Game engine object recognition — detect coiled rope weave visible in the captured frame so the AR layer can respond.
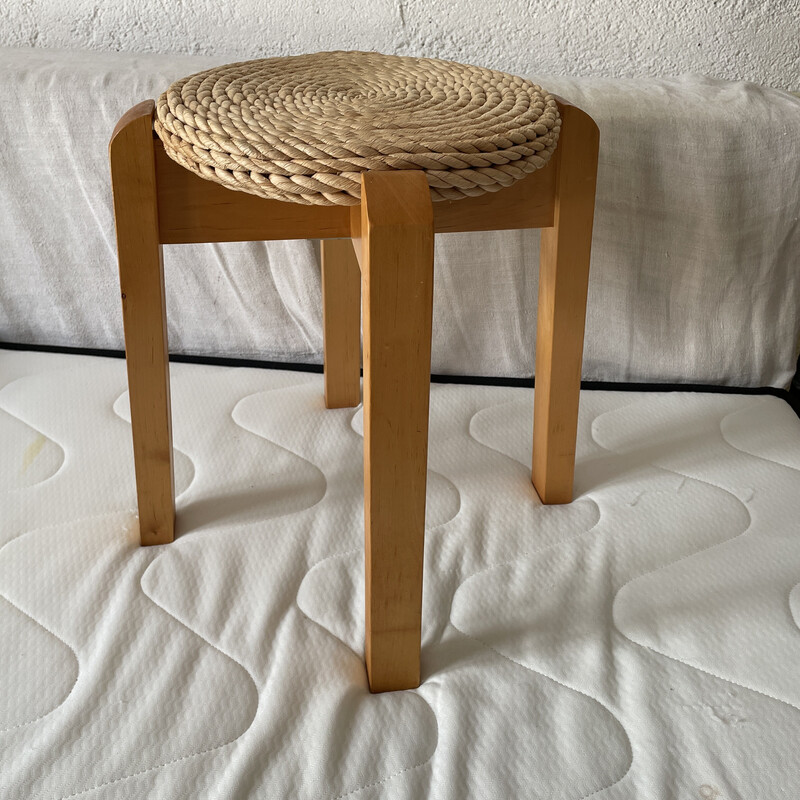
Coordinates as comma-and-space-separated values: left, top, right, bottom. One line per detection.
155, 51, 561, 206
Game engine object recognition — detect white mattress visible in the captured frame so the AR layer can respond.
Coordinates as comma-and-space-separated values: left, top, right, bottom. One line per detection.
2, 349, 800, 799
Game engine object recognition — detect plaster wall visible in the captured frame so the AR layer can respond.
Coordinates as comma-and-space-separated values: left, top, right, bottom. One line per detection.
4, 0, 799, 88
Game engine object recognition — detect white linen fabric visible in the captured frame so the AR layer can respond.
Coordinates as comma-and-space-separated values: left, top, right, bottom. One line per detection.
0, 46, 798, 386
3, 349, 800, 797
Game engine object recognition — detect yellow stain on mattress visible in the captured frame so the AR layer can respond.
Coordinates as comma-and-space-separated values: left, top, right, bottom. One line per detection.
21, 433, 47, 474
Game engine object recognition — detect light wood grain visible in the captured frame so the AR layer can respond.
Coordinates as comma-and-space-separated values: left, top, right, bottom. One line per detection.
532, 100, 600, 504
321, 239, 362, 408
431, 161, 555, 232
154, 136, 554, 243
349, 205, 363, 269
155, 144, 351, 243
359, 170, 434, 692
110, 101, 175, 545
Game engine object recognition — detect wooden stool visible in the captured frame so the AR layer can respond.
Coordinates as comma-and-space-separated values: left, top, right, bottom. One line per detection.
109, 54, 599, 693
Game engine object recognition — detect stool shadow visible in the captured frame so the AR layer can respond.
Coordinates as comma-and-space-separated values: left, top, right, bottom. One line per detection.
174, 482, 323, 537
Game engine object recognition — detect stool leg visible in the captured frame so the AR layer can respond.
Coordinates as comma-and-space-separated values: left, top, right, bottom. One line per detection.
321, 238, 362, 408
110, 101, 175, 545
532, 104, 600, 504
358, 171, 434, 692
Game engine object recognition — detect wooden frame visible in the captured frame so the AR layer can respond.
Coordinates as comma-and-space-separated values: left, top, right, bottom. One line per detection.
110, 98, 599, 692
109, 103, 175, 546
359, 170, 434, 692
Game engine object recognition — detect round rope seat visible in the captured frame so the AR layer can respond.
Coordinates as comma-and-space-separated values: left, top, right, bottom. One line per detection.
155, 51, 561, 206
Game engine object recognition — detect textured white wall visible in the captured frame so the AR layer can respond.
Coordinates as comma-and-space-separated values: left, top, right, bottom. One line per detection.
5, 0, 800, 88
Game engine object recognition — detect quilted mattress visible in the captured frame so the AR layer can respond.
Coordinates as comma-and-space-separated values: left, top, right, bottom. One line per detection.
2, 348, 800, 799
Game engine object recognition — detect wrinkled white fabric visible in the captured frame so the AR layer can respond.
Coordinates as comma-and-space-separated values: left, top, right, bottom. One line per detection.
0, 46, 798, 386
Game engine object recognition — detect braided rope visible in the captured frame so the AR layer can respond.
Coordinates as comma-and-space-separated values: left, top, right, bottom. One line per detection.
155, 51, 561, 206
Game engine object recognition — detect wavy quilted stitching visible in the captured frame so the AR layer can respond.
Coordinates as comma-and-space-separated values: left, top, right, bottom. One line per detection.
0, 511, 129, 736
450, 624, 634, 800
0, 361, 160, 551
351, 405, 462, 530
301, 540, 631, 799
300, 401, 626, 800
112, 391, 195, 500
4, 352, 800, 798
0, 361, 304, 786
790, 583, 800, 632
456, 391, 800, 796
720, 397, 800, 473
591, 395, 800, 712
296, 548, 364, 655
215, 380, 622, 798
720, 399, 800, 640
0, 407, 65, 490
0, 360, 440, 798
139, 378, 438, 799
230, 388, 327, 510
441, 463, 629, 798
0, 595, 78, 732
351, 404, 462, 513
48, 577, 266, 800
0, 511, 258, 800
326, 695, 439, 800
